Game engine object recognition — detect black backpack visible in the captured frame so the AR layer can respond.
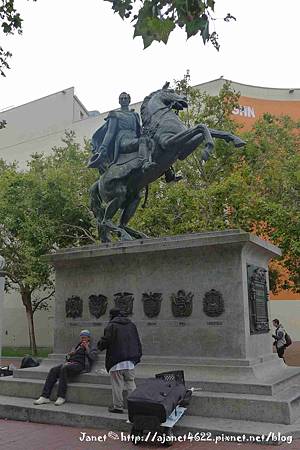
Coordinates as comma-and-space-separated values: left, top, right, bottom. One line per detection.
20, 355, 40, 369
285, 333, 292, 347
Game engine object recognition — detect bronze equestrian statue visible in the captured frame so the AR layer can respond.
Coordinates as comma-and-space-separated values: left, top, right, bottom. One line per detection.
88, 84, 246, 242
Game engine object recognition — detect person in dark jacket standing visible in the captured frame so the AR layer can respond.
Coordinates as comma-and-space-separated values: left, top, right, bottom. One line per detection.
98, 308, 142, 413
34, 330, 97, 406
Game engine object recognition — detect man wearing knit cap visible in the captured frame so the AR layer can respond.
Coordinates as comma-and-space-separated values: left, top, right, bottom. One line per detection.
98, 308, 142, 413
34, 329, 97, 406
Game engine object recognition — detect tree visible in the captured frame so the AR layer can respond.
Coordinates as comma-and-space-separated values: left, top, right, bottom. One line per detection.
0, 1, 36, 76
107, 0, 236, 49
0, 133, 97, 354
131, 77, 300, 293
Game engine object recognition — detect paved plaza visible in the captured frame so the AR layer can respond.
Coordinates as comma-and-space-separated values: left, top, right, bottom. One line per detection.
0, 418, 299, 450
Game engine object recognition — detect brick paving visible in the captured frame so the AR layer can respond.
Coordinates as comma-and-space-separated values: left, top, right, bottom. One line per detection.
0, 419, 298, 450
0, 344, 299, 450
0, 358, 21, 369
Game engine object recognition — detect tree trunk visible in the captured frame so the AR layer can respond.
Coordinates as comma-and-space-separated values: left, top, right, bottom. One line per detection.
21, 289, 37, 356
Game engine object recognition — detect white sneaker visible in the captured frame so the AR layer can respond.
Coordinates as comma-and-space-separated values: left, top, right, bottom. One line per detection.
34, 396, 50, 405
54, 397, 66, 406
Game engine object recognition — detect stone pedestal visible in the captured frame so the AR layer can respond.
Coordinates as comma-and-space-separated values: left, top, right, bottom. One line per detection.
1, 232, 300, 434
47, 230, 284, 381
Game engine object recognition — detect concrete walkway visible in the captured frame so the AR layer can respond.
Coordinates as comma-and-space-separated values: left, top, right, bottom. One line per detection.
0, 418, 298, 450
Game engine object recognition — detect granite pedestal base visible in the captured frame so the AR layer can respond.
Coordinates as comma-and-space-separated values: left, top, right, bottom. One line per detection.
0, 231, 299, 433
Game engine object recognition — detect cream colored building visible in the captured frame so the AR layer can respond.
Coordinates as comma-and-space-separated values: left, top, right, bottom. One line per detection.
0, 80, 299, 347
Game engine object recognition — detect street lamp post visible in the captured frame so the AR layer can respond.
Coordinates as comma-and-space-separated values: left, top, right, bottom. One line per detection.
0, 256, 5, 365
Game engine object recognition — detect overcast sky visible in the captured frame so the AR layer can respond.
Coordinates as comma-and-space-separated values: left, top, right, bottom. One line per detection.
1, 0, 299, 113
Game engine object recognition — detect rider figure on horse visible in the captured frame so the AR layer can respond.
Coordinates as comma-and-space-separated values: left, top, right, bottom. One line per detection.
87, 92, 179, 181
88, 92, 154, 173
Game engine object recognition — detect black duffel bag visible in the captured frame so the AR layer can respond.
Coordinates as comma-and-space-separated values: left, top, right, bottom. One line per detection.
20, 355, 40, 369
128, 378, 186, 424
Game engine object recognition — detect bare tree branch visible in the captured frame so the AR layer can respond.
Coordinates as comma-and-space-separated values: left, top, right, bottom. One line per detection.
61, 224, 97, 243
32, 289, 55, 314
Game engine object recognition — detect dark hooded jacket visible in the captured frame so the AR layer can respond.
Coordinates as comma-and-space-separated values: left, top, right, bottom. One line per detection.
97, 316, 142, 372
67, 342, 98, 372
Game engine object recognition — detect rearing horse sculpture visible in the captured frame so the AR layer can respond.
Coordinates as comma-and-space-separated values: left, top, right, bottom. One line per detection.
89, 85, 245, 242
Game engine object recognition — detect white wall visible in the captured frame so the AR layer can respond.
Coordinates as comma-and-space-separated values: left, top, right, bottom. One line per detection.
0, 87, 106, 168
194, 79, 300, 100
2, 290, 54, 347
269, 301, 300, 340
0, 88, 74, 149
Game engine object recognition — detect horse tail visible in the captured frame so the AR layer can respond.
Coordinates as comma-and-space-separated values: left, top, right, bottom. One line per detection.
142, 185, 149, 208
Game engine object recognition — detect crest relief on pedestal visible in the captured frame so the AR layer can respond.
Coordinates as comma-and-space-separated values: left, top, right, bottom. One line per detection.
142, 292, 162, 318
65, 295, 83, 319
203, 289, 224, 317
88, 294, 108, 318
114, 292, 134, 316
171, 290, 193, 317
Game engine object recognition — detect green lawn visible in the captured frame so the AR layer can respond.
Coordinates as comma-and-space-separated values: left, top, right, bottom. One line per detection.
1, 347, 52, 358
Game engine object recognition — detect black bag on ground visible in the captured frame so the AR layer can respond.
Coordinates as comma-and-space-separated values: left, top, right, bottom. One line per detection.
127, 378, 186, 423
20, 355, 40, 369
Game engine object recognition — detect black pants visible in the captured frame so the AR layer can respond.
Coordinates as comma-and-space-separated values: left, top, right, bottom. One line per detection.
42, 362, 83, 399
277, 346, 285, 359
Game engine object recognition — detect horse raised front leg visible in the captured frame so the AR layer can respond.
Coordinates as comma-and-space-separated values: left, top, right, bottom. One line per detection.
169, 124, 214, 161
161, 124, 204, 151
208, 128, 246, 147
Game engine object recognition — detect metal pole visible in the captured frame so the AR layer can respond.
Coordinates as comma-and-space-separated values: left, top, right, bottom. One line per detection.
0, 256, 5, 365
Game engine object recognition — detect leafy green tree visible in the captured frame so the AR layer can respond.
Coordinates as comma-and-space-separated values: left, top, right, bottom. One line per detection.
107, 0, 236, 49
0, 133, 97, 354
131, 77, 300, 293
0, 0, 36, 76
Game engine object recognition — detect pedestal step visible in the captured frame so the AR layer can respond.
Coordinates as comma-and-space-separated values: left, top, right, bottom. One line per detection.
1, 376, 299, 425
13, 363, 300, 396
0, 395, 299, 442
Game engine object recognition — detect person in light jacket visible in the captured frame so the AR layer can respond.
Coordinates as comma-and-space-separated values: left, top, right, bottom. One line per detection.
272, 319, 286, 361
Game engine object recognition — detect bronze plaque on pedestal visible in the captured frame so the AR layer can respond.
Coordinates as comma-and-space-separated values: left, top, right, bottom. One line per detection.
247, 265, 269, 334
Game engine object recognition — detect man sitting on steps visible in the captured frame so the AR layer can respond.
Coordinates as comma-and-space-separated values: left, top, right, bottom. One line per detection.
34, 330, 97, 406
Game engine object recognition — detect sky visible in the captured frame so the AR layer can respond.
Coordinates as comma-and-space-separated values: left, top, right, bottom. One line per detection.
1, 0, 300, 113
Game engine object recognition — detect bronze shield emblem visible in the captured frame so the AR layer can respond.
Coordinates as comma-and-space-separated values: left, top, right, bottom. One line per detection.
171, 290, 193, 317
203, 289, 224, 317
88, 294, 108, 318
142, 292, 162, 318
65, 296, 83, 319
114, 292, 134, 316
